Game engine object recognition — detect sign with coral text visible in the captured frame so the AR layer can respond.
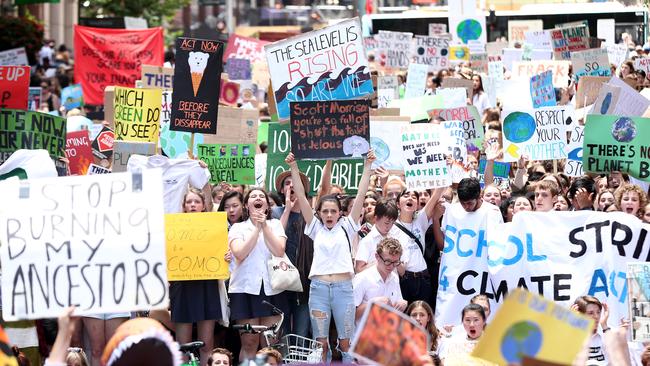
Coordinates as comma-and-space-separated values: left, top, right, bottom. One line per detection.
428, 105, 483, 150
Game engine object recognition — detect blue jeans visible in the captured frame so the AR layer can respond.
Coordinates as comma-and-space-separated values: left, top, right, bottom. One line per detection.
308, 279, 355, 363
284, 291, 311, 337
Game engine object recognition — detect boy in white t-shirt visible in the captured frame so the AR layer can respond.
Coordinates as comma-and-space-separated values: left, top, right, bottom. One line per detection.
355, 199, 400, 273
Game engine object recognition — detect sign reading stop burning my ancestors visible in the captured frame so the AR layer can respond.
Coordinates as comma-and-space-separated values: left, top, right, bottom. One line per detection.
290, 100, 370, 160
0, 170, 169, 320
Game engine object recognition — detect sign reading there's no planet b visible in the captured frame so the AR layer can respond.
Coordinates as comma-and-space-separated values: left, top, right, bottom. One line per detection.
290, 100, 370, 160
171, 37, 224, 134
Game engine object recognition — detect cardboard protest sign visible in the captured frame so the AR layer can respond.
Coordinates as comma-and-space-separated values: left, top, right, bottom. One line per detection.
350, 301, 430, 366
508, 20, 543, 46
530, 70, 556, 108
141, 65, 174, 90
197, 144, 255, 185
607, 76, 650, 117
0, 66, 30, 109
550, 26, 589, 60
449, 15, 487, 45
401, 123, 450, 190
501, 105, 572, 162
428, 105, 483, 150
428, 23, 447, 36
202, 106, 258, 145
65, 130, 94, 175
592, 83, 621, 115
436, 88, 467, 109
61, 84, 84, 110
470, 53, 487, 74
571, 48, 611, 83
472, 289, 593, 365
377, 89, 394, 109
448, 45, 470, 63
512, 61, 571, 88
376, 30, 413, 70
404, 63, 428, 99
576, 76, 610, 108
0, 170, 169, 320
223, 34, 268, 63
440, 120, 468, 164
87, 163, 111, 174
635, 58, 650, 82
441, 78, 473, 100
114, 86, 162, 143
486, 41, 507, 58
389, 95, 444, 122
112, 140, 156, 173
369, 116, 410, 170
74, 25, 164, 105
165, 212, 229, 281
412, 35, 449, 72
290, 100, 369, 160
91, 126, 115, 162
606, 43, 628, 68
28, 87, 41, 111
0, 109, 66, 171
170, 37, 224, 134
265, 19, 372, 120
583, 114, 650, 181
564, 124, 584, 177
627, 263, 650, 341
219, 80, 240, 106
225, 58, 251, 80
0, 47, 28, 66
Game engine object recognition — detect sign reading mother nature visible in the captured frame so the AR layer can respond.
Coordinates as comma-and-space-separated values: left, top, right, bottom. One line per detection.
265, 18, 372, 120
171, 37, 224, 134
0, 170, 169, 320
401, 123, 450, 190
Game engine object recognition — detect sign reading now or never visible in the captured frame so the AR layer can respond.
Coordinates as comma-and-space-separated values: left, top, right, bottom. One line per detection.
165, 212, 229, 281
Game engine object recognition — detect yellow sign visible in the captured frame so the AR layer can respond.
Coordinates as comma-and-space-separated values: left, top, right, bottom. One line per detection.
165, 212, 229, 281
114, 86, 162, 143
472, 288, 593, 366
449, 46, 470, 62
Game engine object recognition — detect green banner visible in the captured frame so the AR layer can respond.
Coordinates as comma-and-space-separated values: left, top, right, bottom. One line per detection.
0, 109, 66, 164
197, 143, 256, 185
583, 115, 650, 181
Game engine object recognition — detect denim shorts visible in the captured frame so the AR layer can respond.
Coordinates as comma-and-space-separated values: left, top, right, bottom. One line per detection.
308, 278, 355, 340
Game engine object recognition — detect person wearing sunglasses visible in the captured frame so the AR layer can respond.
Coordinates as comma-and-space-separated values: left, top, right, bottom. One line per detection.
353, 237, 407, 321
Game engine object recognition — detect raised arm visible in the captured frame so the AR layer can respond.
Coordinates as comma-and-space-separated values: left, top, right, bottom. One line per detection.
482, 142, 501, 187
348, 150, 376, 225
285, 153, 314, 226
317, 160, 333, 203
422, 187, 446, 220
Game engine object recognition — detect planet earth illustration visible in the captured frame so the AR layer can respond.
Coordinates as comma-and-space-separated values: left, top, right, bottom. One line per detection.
500, 321, 543, 363
454, 47, 467, 59
503, 112, 536, 143
457, 19, 482, 43
370, 137, 390, 165
611, 117, 637, 142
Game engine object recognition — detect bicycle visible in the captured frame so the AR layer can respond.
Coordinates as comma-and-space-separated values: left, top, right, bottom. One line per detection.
179, 340, 204, 366
232, 301, 323, 364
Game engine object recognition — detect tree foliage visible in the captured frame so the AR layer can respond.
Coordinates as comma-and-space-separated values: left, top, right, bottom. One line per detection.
83, 0, 190, 27
0, 16, 44, 65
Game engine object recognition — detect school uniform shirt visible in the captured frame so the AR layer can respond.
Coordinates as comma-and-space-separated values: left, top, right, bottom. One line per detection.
228, 218, 287, 296
356, 225, 401, 267
588, 333, 608, 364
353, 265, 403, 308
127, 154, 210, 213
393, 211, 431, 272
305, 216, 358, 278
472, 92, 491, 116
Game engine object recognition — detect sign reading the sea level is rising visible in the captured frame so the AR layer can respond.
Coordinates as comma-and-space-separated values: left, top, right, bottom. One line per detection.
114, 86, 162, 143
290, 100, 370, 160
265, 18, 373, 120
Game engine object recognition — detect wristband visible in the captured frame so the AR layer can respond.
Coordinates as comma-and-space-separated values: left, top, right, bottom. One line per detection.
602, 327, 611, 333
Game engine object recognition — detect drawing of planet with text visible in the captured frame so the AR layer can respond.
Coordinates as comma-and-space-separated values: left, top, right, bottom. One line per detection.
500, 321, 543, 363
370, 137, 390, 165
457, 19, 482, 43
504, 112, 536, 143
611, 117, 637, 142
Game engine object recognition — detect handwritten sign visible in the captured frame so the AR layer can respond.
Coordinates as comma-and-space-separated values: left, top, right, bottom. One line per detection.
428, 105, 483, 149
141, 65, 174, 90
112, 140, 156, 173
0, 66, 30, 109
524, 30, 552, 50
376, 30, 413, 69
564, 124, 584, 177
606, 43, 628, 67
449, 15, 487, 45
225, 58, 251, 80
369, 117, 410, 170
550, 26, 589, 60
530, 70, 556, 108
61, 84, 84, 110
470, 53, 487, 74
197, 143, 255, 185
575, 76, 610, 108
512, 61, 570, 88
571, 48, 611, 83
412, 35, 449, 72
28, 87, 41, 111
223, 34, 268, 63
441, 77, 473, 100
265, 18, 372, 120
0, 170, 169, 320
0, 47, 28, 66
202, 106, 258, 145
627, 263, 650, 341
65, 130, 94, 175
404, 63, 428, 99
508, 20, 543, 46
87, 163, 111, 175
441, 120, 468, 164
428, 23, 447, 36
114, 86, 161, 143
165, 212, 229, 281
170, 37, 224, 134
401, 123, 450, 190
73, 25, 164, 105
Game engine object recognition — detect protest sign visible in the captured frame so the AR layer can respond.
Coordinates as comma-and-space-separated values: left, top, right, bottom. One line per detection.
165, 212, 229, 281
369, 116, 409, 170
478, 159, 510, 179
197, 143, 255, 185
223, 34, 268, 63
470, 53, 487, 74
435, 88, 467, 109
65, 130, 94, 175
607, 76, 650, 117
404, 63, 428, 99
350, 301, 429, 366
225, 58, 251, 80
159, 89, 201, 159
583, 114, 650, 181
91, 126, 115, 162
0, 65, 30, 109
377, 88, 395, 109
28, 87, 41, 111
412, 35, 449, 72
508, 20, 543, 46
530, 70, 556, 108
486, 41, 507, 58
0, 47, 28, 66
389, 95, 444, 122
0, 109, 66, 171
0, 170, 169, 320
265, 19, 372, 120
378, 75, 398, 96
170, 37, 224, 134
61, 84, 84, 110
550, 26, 590, 60
141, 65, 174, 90
473, 289, 593, 365
606, 43, 628, 68
114, 86, 162, 143
202, 106, 258, 146
512, 61, 571, 88
564, 124, 584, 177
112, 140, 156, 173
401, 123, 450, 190
597, 19, 616, 45
219, 80, 240, 106
441, 78, 473, 100
592, 83, 621, 115
627, 263, 650, 341
501, 105, 572, 162
74, 25, 164, 105
571, 48, 611, 83
448, 45, 470, 63
428, 105, 483, 150
87, 163, 111, 174
449, 15, 487, 45
502, 48, 523, 71
290, 100, 370, 160
440, 120, 468, 164
428, 23, 447, 36
576, 76, 610, 108
524, 31, 552, 50
376, 30, 413, 69
488, 61, 504, 81
636, 58, 650, 82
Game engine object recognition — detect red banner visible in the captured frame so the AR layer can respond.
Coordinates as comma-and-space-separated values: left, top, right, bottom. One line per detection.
0, 66, 30, 109
223, 34, 268, 63
74, 25, 164, 105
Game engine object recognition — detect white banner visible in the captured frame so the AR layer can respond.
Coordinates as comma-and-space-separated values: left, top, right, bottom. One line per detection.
0, 170, 169, 320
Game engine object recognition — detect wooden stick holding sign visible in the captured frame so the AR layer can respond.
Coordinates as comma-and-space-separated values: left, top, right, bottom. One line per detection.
189, 132, 195, 159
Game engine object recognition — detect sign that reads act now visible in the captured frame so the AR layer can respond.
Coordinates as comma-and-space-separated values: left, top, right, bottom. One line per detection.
197, 143, 256, 185
114, 86, 162, 143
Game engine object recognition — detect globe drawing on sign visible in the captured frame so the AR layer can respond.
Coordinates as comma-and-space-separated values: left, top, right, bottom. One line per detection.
611, 117, 637, 142
454, 47, 466, 59
370, 137, 390, 165
500, 321, 543, 363
457, 19, 482, 43
503, 112, 536, 143
600, 92, 612, 114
